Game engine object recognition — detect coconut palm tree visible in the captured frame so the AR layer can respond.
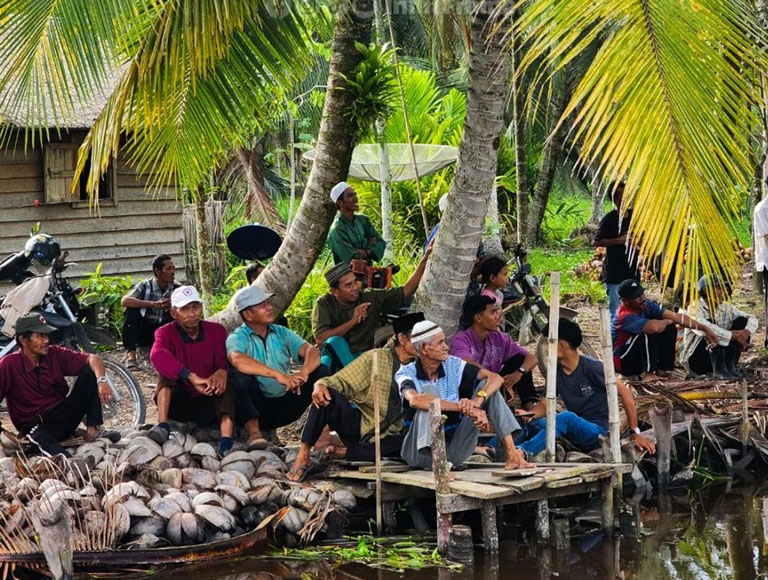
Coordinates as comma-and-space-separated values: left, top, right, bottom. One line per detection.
501, 0, 767, 298
411, 0, 509, 332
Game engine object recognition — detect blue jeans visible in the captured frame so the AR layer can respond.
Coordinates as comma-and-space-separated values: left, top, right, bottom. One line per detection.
605, 283, 621, 318
518, 411, 607, 455
320, 336, 360, 373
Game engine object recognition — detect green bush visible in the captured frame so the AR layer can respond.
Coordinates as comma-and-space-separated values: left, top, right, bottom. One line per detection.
528, 249, 605, 304
79, 264, 135, 335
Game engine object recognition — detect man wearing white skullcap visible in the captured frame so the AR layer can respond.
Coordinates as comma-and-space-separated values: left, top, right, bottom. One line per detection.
396, 320, 534, 471
327, 181, 385, 265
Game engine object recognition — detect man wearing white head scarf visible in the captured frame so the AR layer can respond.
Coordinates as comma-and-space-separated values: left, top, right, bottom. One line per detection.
327, 181, 385, 264
396, 321, 533, 470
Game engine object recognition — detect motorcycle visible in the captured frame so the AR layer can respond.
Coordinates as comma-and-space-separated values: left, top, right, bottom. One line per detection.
0, 240, 145, 429
500, 244, 598, 367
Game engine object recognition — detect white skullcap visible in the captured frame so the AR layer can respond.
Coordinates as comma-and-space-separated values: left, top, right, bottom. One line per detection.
438, 193, 448, 213
411, 320, 443, 349
330, 182, 351, 203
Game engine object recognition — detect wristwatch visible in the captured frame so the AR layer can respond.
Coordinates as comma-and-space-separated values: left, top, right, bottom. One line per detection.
517, 366, 528, 375
97, 377, 109, 384
631, 427, 641, 436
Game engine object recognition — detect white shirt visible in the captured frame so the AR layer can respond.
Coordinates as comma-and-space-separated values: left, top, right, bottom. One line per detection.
754, 197, 768, 271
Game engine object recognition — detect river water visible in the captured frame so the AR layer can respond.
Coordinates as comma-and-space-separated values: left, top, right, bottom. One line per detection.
115, 484, 768, 579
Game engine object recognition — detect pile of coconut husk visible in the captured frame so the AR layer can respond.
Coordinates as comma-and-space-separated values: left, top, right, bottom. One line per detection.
0, 421, 357, 558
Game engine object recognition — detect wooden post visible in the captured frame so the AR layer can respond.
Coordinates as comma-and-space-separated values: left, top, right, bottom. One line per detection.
649, 400, 672, 490
600, 476, 615, 534
599, 308, 622, 465
372, 351, 383, 536
545, 272, 561, 461
482, 502, 499, 553
535, 499, 550, 544
447, 525, 474, 564
430, 398, 452, 554
550, 518, 570, 551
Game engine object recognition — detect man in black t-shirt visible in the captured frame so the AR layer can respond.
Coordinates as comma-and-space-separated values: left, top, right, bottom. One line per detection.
517, 319, 655, 458
595, 183, 640, 317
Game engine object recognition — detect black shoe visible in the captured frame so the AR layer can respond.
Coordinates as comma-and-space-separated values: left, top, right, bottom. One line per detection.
709, 348, 735, 379
147, 424, 170, 445
27, 426, 71, 458
724, 348, 743, 378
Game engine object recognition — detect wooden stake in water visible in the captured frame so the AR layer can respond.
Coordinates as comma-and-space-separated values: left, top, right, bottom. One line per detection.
545, 272, 560, 461
372, 351, 383, 536
599, 307, 622, 465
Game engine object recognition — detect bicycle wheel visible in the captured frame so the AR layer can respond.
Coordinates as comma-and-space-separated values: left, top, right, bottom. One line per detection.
101, 359, 146, 429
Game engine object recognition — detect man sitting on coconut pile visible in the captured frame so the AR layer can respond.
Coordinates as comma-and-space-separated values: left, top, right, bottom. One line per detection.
517, 319, 656, 459
612, 279, 719, 382
312, 244, 432, 372
227, 285, 327, 451
148, 286, 236, 456
286, 312, 425, 482
397, 320, 533, 470
678, 275, 758, 379
0, 313, 119, 457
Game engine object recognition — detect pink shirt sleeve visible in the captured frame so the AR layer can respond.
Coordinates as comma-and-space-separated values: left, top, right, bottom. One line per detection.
150, 324, 185, 382
503, 334, 528, 360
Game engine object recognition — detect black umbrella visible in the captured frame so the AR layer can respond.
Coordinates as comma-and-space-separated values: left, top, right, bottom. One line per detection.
226, 224, 282, 261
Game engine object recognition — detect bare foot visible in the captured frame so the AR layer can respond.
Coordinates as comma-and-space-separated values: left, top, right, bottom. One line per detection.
640, 372, 659, 383
322, 444, 347, 461
505, 449, 534, 470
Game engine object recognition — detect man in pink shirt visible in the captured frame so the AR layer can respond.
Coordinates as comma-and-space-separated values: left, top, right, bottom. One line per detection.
149, 286, 235, 455
451, 295, 539, 410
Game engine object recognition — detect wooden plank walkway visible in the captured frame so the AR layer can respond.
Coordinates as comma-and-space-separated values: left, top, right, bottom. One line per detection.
330, 462, 632, 552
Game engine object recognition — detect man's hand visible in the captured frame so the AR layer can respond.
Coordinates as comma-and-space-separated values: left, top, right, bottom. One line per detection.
704, 327, 719, 347
503, 372, 522, 391
357, 249, 369, 258
470, 408, 490, 432
515, 408, 533, 424
632, 433, 656, 454
154, 297, 171, 311
458, 398, 475, 415
353, 303, 370, 324
312, 384, 332, 408
732, 329, 751, 348
485, 372, 504, 393
189, 373, 212, 396
97, 380, 113, 406
207, 371, 228, 396
424, 239, 435, 257
277, 373, 303, 392
368, 237, 378, 247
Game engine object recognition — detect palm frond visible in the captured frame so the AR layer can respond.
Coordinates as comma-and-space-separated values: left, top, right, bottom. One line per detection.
505, 0, 767, 300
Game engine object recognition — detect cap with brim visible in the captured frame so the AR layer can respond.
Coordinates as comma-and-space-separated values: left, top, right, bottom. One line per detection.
618, 279, 645, 299
171, 286, 202, 308
235, 284, 275, 312
392, 312, 425, 336
325, 262, 353, 286
16, 313, 57, 334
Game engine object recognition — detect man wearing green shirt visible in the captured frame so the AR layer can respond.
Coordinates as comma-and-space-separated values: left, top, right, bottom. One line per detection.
312, 245, 432, 371
328, 182, 386, 264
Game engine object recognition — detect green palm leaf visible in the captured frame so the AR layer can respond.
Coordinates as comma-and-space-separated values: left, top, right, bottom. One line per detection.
502, 0, 767, 300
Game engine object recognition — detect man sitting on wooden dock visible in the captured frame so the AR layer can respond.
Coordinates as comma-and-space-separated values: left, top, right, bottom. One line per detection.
451, 295, 539, 410
518, 319, 656, 459
612, 279, 718, 381
397, 320, 533, 471
678, 275, 758, 379
286, 312, 425, 482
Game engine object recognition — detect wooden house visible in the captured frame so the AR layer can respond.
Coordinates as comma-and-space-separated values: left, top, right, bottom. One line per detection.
0, 95, 187, 287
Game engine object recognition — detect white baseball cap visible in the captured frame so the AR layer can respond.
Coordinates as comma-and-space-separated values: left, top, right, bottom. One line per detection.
171, 285, 202, 308
330, 181, 352, 203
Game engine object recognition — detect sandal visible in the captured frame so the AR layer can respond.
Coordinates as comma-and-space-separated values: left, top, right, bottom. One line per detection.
125, 359, 140, 371
286, 461, 322, 483
246, 432, 269, 450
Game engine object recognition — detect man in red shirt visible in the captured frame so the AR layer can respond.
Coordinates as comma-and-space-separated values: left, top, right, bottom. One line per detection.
149, 286, 236, 455
0, 313, 116, 457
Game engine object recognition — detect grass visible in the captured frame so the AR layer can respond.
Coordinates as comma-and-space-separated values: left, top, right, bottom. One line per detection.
529, 248, 605, 304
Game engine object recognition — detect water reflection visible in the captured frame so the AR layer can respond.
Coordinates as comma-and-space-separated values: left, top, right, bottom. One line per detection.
148, 485, 768, 580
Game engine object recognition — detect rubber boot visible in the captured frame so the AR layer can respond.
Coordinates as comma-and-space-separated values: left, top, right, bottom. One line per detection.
709, 348, 735, 380
724, 347, 743, 378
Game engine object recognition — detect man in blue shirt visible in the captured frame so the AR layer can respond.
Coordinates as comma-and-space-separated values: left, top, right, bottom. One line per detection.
227, 285, 327, 450
396, 320, 533, 471
612, 279, 717, 381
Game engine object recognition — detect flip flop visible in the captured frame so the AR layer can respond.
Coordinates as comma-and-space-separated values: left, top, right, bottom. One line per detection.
286, 461, 322, 483
247, 434, 269, 450
125, 359, 140, 371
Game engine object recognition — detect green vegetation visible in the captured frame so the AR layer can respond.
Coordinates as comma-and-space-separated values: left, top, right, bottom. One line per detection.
271, 535, 463, 572
79, 264, 135, 336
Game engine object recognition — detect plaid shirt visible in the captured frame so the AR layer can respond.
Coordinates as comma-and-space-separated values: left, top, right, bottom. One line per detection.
316, 344, 404, 443
678, 298, 759, 365
126, 277, 180, 324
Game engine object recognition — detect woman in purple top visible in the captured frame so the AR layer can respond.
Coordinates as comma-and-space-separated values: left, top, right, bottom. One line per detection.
451, 295, 539, 410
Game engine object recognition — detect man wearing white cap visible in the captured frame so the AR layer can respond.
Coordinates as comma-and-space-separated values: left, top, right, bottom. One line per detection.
149, 286, 236, 455
227, 285, 327, 450
396, 320, 533, 471
327, 181, 385, 265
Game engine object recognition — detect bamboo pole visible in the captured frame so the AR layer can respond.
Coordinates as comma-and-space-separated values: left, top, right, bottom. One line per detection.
545, 272, 560, 460
599, 307, 622, 464
372, 351, 383, 536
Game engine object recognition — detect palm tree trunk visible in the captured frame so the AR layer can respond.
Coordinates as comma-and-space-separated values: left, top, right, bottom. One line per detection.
411, 0, 509, 334
511, 23, 529, 244
194, 191, 214, 316
524, 76, 568, 246
213, 0, 373, 331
